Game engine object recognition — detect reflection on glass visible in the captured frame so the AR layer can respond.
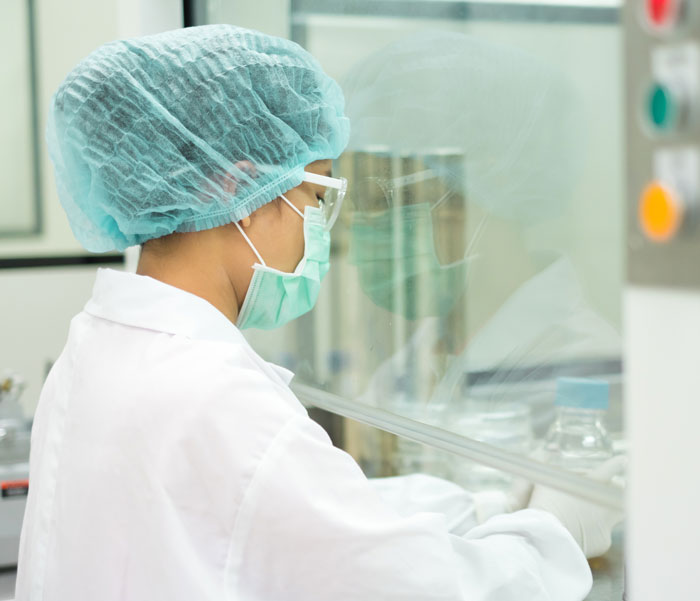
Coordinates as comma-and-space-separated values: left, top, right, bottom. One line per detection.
349, 154, 475, 322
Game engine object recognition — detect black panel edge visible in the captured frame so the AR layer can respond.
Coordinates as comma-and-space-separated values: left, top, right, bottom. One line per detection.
0, 255, 124, 270
28, 0, 42, 236
183, 0, 195, 27
183, 0, 208, 27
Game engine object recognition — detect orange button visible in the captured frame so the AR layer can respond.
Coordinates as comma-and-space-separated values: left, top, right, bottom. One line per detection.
639, 181, 684, 242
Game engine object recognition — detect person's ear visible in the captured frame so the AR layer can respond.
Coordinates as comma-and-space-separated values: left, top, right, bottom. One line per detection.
212, 160, 258, 197
240, 216, 252, 228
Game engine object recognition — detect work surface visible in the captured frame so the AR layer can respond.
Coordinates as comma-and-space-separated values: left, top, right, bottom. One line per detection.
586, 523, 625, 601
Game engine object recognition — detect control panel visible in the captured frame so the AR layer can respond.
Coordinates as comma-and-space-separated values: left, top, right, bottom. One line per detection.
627, 0, 700, 287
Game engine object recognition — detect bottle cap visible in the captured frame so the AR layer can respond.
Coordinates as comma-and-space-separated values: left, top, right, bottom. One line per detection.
555, 377, 609, 410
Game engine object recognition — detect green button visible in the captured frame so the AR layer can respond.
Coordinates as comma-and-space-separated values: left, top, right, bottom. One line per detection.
648, 84, 677, 130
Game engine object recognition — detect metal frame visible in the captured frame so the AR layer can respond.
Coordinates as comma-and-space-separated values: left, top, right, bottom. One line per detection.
290, 0, 620, 68
291, 0, 620, 25
1, 0, 42, 238
626, 2, 700, 288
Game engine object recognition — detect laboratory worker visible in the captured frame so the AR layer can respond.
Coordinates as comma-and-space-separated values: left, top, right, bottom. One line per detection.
17, 25, 602, 601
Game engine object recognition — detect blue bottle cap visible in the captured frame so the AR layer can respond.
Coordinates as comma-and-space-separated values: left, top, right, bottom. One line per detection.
555, 377, 609, 410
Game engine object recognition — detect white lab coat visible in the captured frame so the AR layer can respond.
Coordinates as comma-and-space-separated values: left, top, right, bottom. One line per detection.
16, 268, 591, 600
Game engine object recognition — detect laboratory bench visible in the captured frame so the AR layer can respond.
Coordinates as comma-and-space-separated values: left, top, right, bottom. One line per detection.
587, 524, 625, 601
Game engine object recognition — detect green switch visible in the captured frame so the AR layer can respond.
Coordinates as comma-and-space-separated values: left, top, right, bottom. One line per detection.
648, 83, 678, 130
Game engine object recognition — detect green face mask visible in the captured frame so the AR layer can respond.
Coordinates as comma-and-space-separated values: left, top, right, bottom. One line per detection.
235, 197, 330, 330
349, 202, 481, 320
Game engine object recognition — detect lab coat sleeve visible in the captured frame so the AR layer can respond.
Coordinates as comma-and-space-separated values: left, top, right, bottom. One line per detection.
227, 415, 592, 601
368, 474, 514, 535
368, 475, 480, 536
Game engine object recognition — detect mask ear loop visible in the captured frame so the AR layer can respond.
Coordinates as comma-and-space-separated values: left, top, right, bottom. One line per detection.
280, 194, 305, 219
234, 221, 266, 266
233, 194, 306, 266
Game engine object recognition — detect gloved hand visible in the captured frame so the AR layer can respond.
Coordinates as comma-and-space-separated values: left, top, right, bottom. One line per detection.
502, 446, 550, 513
471, 447, 547, 523
528, 455, 626, 558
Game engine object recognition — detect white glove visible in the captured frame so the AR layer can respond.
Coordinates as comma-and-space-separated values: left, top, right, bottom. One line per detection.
528, 455, 626, 558
470, 447, 548, 523
501, 446, 551, 513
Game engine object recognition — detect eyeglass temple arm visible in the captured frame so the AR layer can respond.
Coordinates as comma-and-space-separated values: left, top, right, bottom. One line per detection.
303, 171, 345, 189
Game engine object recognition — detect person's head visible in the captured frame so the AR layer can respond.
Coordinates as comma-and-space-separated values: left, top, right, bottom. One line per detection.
48, 25, 349, 253
48, 25, 350, 325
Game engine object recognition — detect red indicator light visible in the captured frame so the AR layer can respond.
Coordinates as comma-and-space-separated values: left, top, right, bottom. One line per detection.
646, 0, 683, 28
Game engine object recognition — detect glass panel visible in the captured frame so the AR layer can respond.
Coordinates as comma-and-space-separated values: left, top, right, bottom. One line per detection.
196, 1, 626, 497
0, 0, 40, 236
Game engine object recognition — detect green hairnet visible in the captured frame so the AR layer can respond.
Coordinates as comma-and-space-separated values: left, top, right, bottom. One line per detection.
48, 25, 350, 252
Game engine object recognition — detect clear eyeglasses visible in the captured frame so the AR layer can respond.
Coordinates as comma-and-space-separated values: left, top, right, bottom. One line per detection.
303, 171, 348, 231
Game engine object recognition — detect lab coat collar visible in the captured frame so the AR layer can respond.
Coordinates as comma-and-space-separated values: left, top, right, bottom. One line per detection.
85, 268, 295, 385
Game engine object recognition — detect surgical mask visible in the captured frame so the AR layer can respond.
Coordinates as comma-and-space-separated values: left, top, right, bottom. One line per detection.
349, 202, 485, 319
235, 196, 330, 330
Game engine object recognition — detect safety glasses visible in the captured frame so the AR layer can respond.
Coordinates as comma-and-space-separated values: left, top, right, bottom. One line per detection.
303, 171, 348, 231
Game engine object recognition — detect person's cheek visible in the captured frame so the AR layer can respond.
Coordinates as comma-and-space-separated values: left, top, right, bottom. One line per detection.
283, 225, 304, 272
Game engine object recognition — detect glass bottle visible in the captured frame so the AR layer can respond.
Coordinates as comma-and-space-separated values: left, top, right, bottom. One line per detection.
543, 377, 614, 473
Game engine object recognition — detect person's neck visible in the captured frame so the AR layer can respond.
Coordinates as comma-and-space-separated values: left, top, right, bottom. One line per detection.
137, 249, 240, 324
